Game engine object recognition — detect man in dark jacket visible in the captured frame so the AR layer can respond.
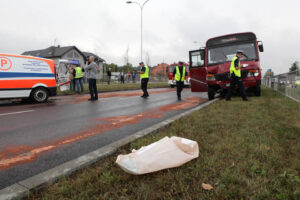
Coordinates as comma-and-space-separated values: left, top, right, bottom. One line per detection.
107, 68, 111, 85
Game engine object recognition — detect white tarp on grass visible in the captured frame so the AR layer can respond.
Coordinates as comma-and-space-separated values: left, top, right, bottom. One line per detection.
116, 136, 199, 175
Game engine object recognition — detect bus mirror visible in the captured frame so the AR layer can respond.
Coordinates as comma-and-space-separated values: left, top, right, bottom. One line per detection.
258, 42, 264, 52
200, 50, 205, 60
258, 44, 264, 52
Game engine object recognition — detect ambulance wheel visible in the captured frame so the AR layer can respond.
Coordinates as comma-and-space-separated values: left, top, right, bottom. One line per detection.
208, 86, 215, 100
31, 87, 49, 103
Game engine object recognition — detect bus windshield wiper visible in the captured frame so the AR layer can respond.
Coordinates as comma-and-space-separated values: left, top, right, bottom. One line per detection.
242, 53, 249, 58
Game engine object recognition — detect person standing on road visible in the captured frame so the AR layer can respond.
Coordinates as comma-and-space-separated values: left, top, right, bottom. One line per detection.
127, 71, 131, 83
138, 62, 149, 98
120, 70, 125, 84
74, 64, 84, 94
172, 61, 188, 101
226, 50, 249, 101
69, 65, 75, 92
107, 68, 112, 85
84, 56, 98, 101
132, 71, 136, 83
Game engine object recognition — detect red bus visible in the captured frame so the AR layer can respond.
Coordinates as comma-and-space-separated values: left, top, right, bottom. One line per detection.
167, 62, 190, 88
189, 32, 264, 100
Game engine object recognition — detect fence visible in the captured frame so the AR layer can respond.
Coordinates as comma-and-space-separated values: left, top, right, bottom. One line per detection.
263, 70, 300, 109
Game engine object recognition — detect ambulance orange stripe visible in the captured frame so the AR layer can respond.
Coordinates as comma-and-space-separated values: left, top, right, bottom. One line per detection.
0, 79, 56, 89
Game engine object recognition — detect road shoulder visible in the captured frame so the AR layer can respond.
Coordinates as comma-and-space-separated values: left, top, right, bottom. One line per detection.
0, 99, 216, 200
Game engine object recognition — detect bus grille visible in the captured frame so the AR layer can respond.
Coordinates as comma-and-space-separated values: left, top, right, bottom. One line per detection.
214, 71, 249, 81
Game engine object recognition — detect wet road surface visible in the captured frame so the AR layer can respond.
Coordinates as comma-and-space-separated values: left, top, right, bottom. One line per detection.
0, 88, 207, 189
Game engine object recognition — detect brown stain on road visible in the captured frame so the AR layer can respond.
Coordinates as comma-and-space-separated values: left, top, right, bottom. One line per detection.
0, 97, 205, 170
65, 89, 176, 105
0, 89, 175, 110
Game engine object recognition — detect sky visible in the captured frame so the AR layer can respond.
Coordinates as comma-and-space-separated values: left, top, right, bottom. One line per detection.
0, 0, 300, 74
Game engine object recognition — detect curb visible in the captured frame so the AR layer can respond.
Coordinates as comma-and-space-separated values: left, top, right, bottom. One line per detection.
0, 98, 218, 200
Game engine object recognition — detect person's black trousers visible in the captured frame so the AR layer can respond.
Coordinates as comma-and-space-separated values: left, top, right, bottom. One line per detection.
141, 78, 149, 97
176, 81, 184, 98
226, 74, 247, 100
88, 78, 98, 100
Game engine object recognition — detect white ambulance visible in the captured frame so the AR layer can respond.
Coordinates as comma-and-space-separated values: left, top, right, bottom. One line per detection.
0, 54, 57, 103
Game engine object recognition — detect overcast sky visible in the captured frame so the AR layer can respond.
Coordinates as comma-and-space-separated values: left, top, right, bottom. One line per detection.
1, 0, 299, 74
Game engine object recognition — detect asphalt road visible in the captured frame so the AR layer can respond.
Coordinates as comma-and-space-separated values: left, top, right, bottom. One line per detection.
0, 88, 207, 189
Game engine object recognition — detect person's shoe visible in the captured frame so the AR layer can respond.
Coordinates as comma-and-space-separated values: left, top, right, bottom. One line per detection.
95, 98, 98, 101
140, 95, 146, 98
226, 99, 231, 101
88, 98, 95, 101
243, 99, 251, 101
178, 97, 182, 101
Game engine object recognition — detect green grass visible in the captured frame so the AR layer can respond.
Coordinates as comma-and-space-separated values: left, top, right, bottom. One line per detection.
26, 88, 300, 200
57, 82, 169, 95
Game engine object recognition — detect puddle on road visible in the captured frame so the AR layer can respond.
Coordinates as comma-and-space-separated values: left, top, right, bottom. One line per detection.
0, 97, 205, 170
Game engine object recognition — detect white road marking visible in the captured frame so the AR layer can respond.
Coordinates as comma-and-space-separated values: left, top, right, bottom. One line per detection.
0, 110, 35, 117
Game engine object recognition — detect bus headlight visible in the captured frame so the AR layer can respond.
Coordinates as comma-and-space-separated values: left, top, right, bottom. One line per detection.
248, 69, 259, 77
206, 74, 216, 81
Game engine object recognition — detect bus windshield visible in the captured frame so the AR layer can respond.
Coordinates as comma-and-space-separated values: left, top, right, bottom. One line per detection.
207, 43, 257, 66
168, 65, 176, 73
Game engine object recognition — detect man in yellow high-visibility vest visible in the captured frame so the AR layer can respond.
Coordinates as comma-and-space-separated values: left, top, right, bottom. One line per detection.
172, 61, 188, 101
74, 65, 84, 94
226, 50, 249, 101
138, 62, 149, 98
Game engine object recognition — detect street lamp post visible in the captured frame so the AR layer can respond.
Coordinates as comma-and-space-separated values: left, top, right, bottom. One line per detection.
126, 0, 150, 62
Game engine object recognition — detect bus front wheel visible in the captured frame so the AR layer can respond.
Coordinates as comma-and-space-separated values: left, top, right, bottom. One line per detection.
208, 86, 215, 100
254, 85, 261, 96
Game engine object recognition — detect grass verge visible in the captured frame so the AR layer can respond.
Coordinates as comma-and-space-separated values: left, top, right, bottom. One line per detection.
57, 82, 169, 95
26, 88, 300, 200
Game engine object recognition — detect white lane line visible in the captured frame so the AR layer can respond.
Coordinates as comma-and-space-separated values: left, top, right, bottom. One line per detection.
0, 110, 35, 117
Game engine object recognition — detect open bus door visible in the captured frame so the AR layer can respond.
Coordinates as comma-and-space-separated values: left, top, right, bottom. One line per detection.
189, 49, 207, 92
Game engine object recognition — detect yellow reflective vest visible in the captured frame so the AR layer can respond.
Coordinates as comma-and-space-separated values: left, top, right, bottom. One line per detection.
140, 65, 149, 79
75, 67, 83, 79
230, 57, 241, 77
174, 66, 186, 82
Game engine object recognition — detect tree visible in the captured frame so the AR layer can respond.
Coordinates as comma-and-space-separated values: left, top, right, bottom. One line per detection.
119, 63, 134, 72
105, 63, 118, 72
289, 61, 299, 72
